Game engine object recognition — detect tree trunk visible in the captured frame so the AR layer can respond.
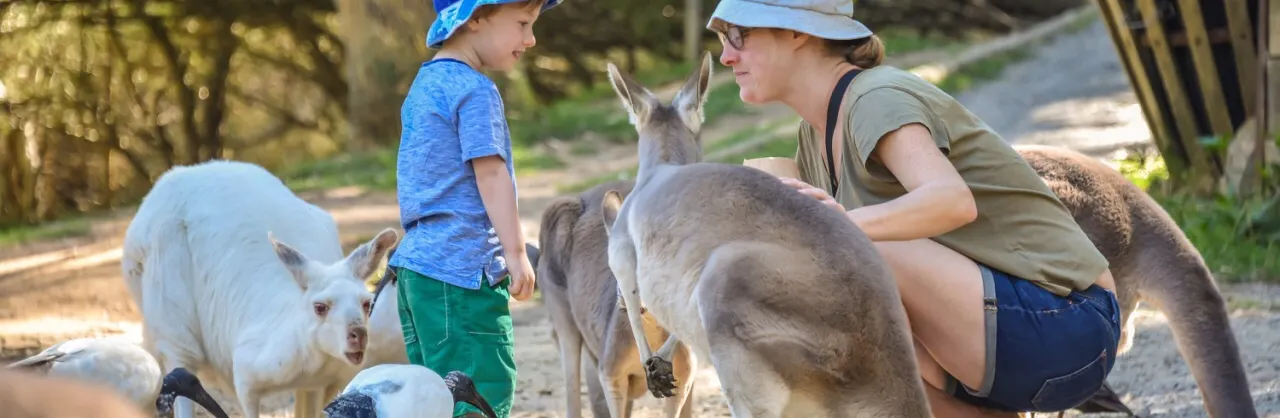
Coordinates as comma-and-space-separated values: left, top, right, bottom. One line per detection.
683, 0, 701, 62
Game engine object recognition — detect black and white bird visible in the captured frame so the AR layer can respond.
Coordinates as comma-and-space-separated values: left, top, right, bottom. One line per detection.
323, 364, 497, 418
5, 337, 229, 418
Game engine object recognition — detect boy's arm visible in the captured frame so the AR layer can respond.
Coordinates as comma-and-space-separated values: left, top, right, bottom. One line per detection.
456, 83, 527, 261
473, 156, 526, 260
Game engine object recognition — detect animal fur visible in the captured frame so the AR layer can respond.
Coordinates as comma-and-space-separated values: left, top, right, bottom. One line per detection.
1017, 145, 1258, 418
539, 179, 698, 418
120, 160, 399, 418
598, 52, 931, 417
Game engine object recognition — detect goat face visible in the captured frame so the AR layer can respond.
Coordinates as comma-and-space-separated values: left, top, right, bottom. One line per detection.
270, 228, 401, 366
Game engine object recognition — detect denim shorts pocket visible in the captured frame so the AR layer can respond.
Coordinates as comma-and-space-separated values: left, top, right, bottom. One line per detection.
1080, 288, 1122, 338
1030, 348, 1109, 411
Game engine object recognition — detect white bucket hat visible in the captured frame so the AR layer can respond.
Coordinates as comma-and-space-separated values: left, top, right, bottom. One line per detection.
706, 0, 872, 40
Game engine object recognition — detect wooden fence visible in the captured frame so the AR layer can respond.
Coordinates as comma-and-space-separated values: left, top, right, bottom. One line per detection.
1094, 0, 1274, 191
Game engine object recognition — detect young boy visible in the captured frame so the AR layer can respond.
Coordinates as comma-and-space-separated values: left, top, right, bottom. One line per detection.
388, 0, 559, 416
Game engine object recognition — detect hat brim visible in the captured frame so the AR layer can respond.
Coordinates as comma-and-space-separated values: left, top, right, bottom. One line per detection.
706, 0, 872, 40
427, 0, 562, 49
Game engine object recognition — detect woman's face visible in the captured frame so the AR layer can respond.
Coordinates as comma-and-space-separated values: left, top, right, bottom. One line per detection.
716, 25, 792, 104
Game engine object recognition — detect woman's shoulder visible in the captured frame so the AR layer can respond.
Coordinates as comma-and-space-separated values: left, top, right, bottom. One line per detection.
851, 65, 933, 89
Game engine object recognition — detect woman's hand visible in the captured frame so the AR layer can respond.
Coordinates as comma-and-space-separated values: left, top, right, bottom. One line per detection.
779, 177, 845, 213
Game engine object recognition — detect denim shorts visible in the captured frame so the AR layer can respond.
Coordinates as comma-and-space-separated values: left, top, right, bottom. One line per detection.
944, 264, 1122, 412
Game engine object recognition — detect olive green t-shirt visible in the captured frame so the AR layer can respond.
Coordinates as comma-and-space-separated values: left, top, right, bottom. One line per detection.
794, 65, 1109, 297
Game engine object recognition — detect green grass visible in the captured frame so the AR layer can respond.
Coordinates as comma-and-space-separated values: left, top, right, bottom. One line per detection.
0, 216, 93, 247
1117, 153, 1280, 282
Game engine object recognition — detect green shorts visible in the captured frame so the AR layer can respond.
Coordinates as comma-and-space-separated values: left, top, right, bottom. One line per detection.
394, 267, 517, 418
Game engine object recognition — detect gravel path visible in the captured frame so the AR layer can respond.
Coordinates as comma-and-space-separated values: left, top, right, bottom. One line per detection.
957, 17, 1280, 417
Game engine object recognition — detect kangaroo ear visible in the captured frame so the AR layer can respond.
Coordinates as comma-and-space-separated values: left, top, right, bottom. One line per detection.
269, 231, 314, 290
672, 51, 714, 135
344, 228, 400, 281
607, 63, 659, 130
600, 190, 624, 234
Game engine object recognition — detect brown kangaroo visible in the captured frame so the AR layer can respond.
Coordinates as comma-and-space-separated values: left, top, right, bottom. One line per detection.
597, 52, 931, 417
539, 178, 699, 418
1017, 144, 1258, 418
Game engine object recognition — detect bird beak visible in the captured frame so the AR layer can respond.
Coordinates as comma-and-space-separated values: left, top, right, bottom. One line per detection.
185, 384, 230, 418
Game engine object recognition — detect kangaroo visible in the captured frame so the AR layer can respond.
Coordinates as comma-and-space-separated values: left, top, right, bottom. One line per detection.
1016, 144, 1258, 418
596, 51, 931, 417
539, 179, 698, 418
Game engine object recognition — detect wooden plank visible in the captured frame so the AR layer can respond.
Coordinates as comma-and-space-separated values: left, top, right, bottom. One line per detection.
1270, 59, 1280, 136
1096, 0, 1182, 169
1269, 0, 1279, 136
1272, 0, 1280, 57
1225, 0, 1257, 116
1137, 0, 1207, 161
1178, 0, 1236, 137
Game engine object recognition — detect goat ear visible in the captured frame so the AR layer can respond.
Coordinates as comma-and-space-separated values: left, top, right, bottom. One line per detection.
269, 232, 312, 289
600, 190, 624, 233
345, 228, 401, 281
672, 51, 714, 135
607, 62, 657, 130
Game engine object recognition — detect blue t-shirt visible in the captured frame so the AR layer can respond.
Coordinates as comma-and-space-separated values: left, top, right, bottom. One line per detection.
388, 58, 517, 290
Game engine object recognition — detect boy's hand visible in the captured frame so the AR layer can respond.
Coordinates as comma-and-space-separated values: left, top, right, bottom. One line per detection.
508, 252, 536, 301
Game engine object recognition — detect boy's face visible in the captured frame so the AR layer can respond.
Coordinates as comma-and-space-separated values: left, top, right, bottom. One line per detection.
465, 3, 541, 72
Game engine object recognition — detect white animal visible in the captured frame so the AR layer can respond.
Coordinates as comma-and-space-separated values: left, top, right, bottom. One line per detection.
322, 364, 497, 418
120, 160, 400, 418
4, 336, 229, 417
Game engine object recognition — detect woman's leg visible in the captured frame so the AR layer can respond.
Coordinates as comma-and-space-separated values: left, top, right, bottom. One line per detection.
875, 239, 989, 390
914, 339, 1017, 418
879, 238, 1122, 413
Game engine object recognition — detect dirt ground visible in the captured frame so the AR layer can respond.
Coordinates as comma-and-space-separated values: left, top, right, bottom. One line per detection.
2, 15, 1278, 418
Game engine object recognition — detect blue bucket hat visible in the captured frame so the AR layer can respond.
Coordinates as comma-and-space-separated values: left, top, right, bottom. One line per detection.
427, 0, 563, 49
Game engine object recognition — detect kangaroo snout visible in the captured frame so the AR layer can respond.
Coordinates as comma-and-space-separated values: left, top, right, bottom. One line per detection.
347, 326, 368, 349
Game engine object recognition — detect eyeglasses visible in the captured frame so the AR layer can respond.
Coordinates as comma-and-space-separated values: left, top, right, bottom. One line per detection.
715, 25, 752, 50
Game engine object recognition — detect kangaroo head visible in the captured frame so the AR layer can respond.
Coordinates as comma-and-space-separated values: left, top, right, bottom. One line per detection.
607, 51, 714, 167
270, 228, 400, 366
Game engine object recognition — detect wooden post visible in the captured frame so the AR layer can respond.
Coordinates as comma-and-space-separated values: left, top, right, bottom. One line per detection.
1137, 0, 1207, 168
1178, 0, 1236, 137
1096, 0, 1187, 176
1270, 0, 1280, 137
1226, 0, 1258, 117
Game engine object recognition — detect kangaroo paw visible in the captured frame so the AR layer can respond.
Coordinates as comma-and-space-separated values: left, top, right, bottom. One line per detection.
644, 355, 678, 398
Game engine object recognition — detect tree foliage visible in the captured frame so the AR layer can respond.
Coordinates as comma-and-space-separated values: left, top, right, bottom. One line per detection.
0, 0, 1085, 227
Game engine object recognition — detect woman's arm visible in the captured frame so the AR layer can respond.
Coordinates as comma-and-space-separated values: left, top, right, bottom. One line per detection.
846, 123, 977, 241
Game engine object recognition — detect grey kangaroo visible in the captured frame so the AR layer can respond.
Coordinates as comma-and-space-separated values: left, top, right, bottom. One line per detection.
539, 179, 698, 418
1017, 144, 1258, 418
597, 51, 931, 417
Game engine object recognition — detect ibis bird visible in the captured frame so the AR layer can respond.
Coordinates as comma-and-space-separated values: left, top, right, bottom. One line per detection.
323, 364, 497, 418
4, 337, 229, 418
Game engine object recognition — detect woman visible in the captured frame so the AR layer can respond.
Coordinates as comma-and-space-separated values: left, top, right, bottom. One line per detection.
705, 0, 1122, 416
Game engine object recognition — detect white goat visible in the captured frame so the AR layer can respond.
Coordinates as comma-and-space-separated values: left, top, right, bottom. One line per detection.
323, 364, 498, 418
5, 336, 228, 417
121, 160, 399, 418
